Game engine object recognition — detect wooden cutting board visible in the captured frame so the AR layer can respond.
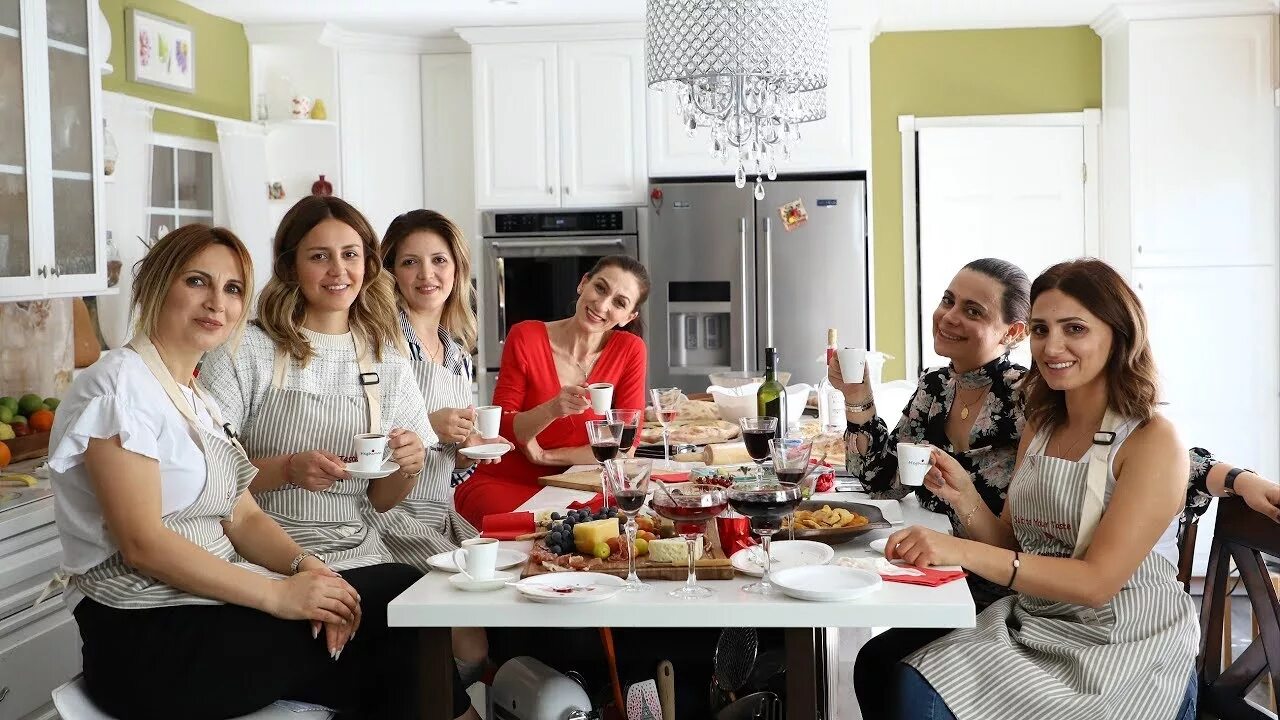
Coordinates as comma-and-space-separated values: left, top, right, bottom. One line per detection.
521, 535, 734, 580
537, 469, 606, 492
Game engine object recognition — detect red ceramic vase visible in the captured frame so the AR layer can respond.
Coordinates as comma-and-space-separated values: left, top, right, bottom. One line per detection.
310, 174, 333, 196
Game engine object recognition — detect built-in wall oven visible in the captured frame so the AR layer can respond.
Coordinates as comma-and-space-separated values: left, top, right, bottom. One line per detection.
480, 208, 639, 400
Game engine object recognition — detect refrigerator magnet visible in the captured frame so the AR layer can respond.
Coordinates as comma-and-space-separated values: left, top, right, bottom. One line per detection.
780, 198, 808, 231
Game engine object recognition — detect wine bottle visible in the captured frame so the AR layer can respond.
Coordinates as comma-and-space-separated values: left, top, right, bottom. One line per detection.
817, 328, 845, 433
757, 347, 788, 438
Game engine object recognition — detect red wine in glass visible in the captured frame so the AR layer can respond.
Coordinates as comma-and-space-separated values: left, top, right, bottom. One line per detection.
615, 489, 646, 513
658, 410, 679, 425
652, 500, 728, 528
728, 492, 803, 532
618, 425, 637, 451
742, 430, 773, 462
592, 441, 620, 463
775, 469, 806, 485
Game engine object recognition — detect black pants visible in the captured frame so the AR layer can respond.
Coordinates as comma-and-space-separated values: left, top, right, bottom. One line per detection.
74, 563, 470, 720
853, 627, 953, 720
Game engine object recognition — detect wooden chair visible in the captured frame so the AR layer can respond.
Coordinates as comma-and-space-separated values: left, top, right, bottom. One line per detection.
1178, 507, 1200, 593
1197, 497, 1280, 719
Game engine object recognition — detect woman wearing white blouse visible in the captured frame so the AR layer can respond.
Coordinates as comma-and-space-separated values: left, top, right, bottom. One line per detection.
49, 225, 429, 718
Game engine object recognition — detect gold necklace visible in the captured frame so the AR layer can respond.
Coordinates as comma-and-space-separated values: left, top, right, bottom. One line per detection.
955, 386, 989, 420
1053, 427, 1092, 459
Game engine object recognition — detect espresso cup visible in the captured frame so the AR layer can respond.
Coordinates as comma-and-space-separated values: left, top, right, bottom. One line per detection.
452, 537, 499, 580
475, 405, 501, 439
897, 442, 932, 486
837, 348, 867, 383
588, 383, 614, 414
353, 432, 392, 472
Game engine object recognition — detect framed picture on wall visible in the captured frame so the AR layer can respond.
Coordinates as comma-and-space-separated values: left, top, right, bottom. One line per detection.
125, 9, 195, 93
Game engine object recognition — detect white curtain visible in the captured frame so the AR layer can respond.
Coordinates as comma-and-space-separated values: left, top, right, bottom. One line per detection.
95, 92, 153, 349
216, 123, 273, 313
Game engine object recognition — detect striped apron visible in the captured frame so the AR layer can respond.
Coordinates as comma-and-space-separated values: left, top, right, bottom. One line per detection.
72, 335, 260, 609
242, 333, 387, 571
366, 355, 479, 571
908, 412, 1199, 720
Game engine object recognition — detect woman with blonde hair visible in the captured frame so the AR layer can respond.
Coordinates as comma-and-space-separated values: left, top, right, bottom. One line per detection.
49, 225, 431, 718
881, 259, 1198, 720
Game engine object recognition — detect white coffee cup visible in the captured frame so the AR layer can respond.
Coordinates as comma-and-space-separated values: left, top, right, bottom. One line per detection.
837, 348, 868, 383
353, 432, 392, 472
588, 383, 614, 414
452, 537, 499, 580
475, 405, 501, 439
898, 442, 932, 486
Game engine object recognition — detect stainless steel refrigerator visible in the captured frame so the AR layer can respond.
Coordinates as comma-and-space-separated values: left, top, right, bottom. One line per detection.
642, 176, 869, 394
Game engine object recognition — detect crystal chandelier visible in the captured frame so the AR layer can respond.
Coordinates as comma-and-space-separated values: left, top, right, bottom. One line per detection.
646, 0, 830, 198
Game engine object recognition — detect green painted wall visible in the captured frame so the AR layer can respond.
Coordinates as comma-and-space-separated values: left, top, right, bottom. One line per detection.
870, 27, 1101, 380
101, 0, 249, 141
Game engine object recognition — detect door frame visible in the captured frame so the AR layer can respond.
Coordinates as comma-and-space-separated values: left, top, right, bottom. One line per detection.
898, 110, 1102, 378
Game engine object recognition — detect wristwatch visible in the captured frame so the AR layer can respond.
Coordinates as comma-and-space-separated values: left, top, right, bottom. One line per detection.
1223, 467, 1251, 496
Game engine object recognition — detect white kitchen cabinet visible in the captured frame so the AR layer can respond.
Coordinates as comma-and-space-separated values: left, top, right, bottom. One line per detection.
471, 39, 647, 209
472, 42, 560, 208
646, 29, 870, 178
1, 0, 108, 302
558, 40, 646, 207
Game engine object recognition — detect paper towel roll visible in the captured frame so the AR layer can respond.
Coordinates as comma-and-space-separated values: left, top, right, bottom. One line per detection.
701, 442, 755, 466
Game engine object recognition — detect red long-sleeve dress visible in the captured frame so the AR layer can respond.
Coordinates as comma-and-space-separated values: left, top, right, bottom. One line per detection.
454, 321, 647, 527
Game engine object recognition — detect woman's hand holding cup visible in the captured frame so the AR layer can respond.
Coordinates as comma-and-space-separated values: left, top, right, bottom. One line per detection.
387, 428, 425, 477
288, 450, 348, 492
429, 406, 475, 445
829, 351, 871, 402
547, 385, 591, 418
923, 446, 982, 511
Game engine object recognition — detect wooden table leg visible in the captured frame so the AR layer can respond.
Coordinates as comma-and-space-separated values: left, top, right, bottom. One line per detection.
420, 627, 454, 720
785, 628, 824, 719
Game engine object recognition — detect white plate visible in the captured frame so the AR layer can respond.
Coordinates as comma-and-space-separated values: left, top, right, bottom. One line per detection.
869, 538, 888, 554
512, 572, 627, 604
426, 548, 528, 573
448, 570, 515, 592
770, 565, 883, 602
343, 460, 400, 480
730, 540, 835, 578
459, 443, 511, 460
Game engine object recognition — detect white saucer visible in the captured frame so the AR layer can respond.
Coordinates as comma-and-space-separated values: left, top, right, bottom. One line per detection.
869, 538, 888, 555
512, 572, 627, 604
344, 460, 400, 480
730, 540, 835, 578
448, 570, 515, 592
459, 443, 511, 460
427, 548, 528, 573
771, 565, 883, 602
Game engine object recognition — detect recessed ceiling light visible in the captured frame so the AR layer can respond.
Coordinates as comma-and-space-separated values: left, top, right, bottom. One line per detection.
489, 0, 519, 5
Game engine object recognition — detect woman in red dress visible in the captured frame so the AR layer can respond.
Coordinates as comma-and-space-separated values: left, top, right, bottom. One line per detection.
455, 256, 650, 526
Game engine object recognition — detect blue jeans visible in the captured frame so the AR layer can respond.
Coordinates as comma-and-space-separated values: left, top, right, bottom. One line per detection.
892, 664, 1198, 720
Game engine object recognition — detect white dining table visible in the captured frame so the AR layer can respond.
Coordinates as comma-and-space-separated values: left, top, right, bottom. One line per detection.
388, 489, 976, 719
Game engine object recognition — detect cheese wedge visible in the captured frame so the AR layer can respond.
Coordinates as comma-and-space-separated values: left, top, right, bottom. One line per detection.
573, 518, 620, 554
648, 537, 704, 564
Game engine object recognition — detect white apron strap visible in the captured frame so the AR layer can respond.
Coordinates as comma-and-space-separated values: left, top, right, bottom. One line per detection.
352, 331, 382, 435
130, 335, 245, 454
1072, 409, 1123, 559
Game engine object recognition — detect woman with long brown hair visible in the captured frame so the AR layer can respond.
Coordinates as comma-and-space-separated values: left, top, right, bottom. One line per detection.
879, 259, 1198, 720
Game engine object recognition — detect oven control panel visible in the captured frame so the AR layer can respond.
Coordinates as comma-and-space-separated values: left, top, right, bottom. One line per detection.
492, 211, 627, 234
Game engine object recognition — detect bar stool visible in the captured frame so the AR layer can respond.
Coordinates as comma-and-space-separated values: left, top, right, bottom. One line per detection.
51, 676, 335, 719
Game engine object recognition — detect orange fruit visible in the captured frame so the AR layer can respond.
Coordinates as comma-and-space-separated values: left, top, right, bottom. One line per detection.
0, 442, 10, 468
29, 409, 54, 433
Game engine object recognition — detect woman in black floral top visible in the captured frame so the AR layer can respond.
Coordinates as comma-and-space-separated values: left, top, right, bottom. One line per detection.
849, 258, 1280, 719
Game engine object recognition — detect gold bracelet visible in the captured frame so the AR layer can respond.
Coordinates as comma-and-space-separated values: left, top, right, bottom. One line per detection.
960, 504, 978, 527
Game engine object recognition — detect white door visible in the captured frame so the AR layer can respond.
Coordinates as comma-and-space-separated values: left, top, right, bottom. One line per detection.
472, 43, 559, 209
916, 124, 1088, 373
558, 40, 646, 207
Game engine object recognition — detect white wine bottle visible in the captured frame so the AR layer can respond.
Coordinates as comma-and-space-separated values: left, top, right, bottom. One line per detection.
817, 328, 845, 433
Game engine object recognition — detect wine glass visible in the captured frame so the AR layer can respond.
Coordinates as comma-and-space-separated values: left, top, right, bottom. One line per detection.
649, 388, 681, 464
649, 483, 727, 599
586, 420, 623, 508
603, 458, 652, 592
727, 480, 804, 594
607, 409, 643, 456
738, 416, 779, 481
770, 438, 813, 539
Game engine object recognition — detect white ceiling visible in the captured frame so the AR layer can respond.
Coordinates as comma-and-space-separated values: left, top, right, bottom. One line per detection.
184, 0, 1254, 37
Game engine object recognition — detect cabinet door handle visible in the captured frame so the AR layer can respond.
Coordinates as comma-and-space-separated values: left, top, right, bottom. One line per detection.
547, 185, 554, 196
52, 265, 61, 277
37, 265, 47, 277
563, 186, 571, 196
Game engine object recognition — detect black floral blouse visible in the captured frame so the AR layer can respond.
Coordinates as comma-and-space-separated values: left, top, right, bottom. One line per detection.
847, 355, 1217, 535
847, 354, 1217, 607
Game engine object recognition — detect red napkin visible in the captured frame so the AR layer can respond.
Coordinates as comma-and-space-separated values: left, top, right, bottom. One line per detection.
480, 511, 534, 540
881, 566, 968, 587
567, 493, 605, 512
653, 471, 690, 483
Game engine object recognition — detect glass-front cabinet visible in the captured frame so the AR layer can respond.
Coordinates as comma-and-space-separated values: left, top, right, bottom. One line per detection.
0, 0, 105, 300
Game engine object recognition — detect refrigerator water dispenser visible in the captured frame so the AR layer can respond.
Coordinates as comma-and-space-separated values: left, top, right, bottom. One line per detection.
667, 281, 731, 373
